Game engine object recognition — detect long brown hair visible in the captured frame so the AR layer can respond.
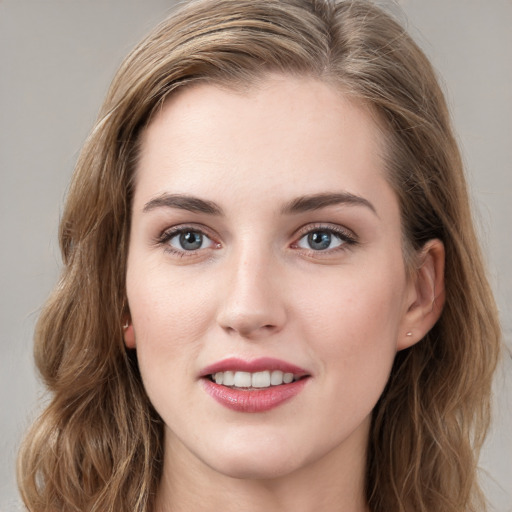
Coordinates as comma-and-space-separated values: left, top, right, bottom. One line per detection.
18, 1, 501, 511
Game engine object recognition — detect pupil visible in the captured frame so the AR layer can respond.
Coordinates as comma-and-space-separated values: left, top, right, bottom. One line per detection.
308, 231, 331, 250
180, 231, 202, 250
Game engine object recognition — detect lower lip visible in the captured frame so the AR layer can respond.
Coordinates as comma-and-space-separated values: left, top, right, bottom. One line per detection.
202, 378, 309, 413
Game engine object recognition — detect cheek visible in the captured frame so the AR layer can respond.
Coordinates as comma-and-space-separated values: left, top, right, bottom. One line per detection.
126, 275, 206, 423
125, 267, 213, 391
128, 263, 214, 341
299, 262, 406, 388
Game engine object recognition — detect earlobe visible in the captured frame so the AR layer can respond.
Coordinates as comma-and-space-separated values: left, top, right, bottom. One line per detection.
123, 318, 136, 348
398, 239, 445, 350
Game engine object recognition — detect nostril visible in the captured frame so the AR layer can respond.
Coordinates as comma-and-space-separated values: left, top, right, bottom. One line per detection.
221, 320, 280, 339
216, 285, 287, 338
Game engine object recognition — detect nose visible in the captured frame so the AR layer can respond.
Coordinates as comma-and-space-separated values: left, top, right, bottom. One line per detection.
216, 247, 287, 340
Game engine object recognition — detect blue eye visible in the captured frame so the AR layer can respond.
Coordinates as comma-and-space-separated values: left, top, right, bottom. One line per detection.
167, 230, 213, 251
297, 229, 345, 251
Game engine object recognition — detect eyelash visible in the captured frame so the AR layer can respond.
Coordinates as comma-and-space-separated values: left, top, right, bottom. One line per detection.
156, 225, 219, 257
292, 223, 358, 255
155, 223, 358, 258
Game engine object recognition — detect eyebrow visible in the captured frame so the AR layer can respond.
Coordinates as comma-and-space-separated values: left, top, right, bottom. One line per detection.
281, 192, 378, 216
142, 191, 377, 217
143, 193, 224, 215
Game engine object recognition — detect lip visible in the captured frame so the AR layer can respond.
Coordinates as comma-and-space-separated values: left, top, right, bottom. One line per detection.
200, 357, 310, 413
199, 357, 308, 377
202, 378, 309, 413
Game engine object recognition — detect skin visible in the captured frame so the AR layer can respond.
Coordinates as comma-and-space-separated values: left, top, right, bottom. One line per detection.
125, 74, 444, 512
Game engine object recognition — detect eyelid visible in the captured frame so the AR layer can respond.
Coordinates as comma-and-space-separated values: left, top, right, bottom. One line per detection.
290, 223, 358, 253
155, 223, 221, 255
293, 222, 357, 240
153, 222, 357, 258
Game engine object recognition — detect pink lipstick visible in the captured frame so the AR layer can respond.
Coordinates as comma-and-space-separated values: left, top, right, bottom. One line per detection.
200, 357, 308, 377
200, 357, 310, 413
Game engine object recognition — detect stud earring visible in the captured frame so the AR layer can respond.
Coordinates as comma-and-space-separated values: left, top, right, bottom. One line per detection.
406, 331, 413, 337
123, 320, 130, 330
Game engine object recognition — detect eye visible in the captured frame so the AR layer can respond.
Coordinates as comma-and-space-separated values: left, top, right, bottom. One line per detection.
297, 230, 343, 251
170, 230, 208, 251
294, 226, 357, 252
158, 227, 218, 254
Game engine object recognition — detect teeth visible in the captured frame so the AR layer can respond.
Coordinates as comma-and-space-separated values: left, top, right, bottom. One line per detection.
283, 372, 294, 384
222, 371, 235, 386
270, 370, 283, 385
211, 370, 299, 388
234, 371, 252, 388
252, 371, 270, 388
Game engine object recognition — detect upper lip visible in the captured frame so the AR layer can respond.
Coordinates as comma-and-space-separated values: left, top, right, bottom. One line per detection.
199, 357, 309, 378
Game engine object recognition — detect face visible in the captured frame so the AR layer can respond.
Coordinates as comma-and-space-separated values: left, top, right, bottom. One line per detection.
126, 75, 417, 481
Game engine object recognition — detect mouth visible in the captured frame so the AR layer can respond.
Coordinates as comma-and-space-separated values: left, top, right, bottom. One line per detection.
200, 357, 311, 412
206, 370, 305, 389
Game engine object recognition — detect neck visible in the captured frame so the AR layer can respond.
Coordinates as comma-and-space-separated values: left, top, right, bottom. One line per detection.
154, 423, 370, 512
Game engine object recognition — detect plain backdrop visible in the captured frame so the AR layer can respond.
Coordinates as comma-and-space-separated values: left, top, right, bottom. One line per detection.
1, 1, 511, 511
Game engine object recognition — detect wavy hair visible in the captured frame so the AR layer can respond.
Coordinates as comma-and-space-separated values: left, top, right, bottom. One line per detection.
18, 1, 501, 511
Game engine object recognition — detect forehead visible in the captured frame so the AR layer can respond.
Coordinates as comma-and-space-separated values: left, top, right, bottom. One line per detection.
134, 74, 392, 214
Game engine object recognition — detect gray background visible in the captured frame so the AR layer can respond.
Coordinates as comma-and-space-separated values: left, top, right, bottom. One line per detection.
1, 1, 510, 510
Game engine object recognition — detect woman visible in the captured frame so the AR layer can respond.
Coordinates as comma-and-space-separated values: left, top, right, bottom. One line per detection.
17, 0, 501, 511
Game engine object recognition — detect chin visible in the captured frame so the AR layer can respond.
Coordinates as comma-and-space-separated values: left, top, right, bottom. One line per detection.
206, 452, 302, 480
197, 431, 314, 481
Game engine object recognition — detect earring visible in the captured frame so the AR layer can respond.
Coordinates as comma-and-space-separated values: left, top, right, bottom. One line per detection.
406, 331, 413, 337
123, 318, 136, 349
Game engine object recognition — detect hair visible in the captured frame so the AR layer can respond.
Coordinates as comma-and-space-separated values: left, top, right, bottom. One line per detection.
18, 1, 501, 511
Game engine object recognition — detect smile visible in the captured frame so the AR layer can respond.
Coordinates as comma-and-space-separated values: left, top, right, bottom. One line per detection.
209, 370, 301, 388
200, 357, 310, 412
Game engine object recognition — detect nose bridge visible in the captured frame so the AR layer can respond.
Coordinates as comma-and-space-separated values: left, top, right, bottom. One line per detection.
217, 238, 285, 338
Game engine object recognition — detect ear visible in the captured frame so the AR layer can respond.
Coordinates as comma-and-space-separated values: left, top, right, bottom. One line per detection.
123, 317, 136, 349
397, 239, 445, 351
